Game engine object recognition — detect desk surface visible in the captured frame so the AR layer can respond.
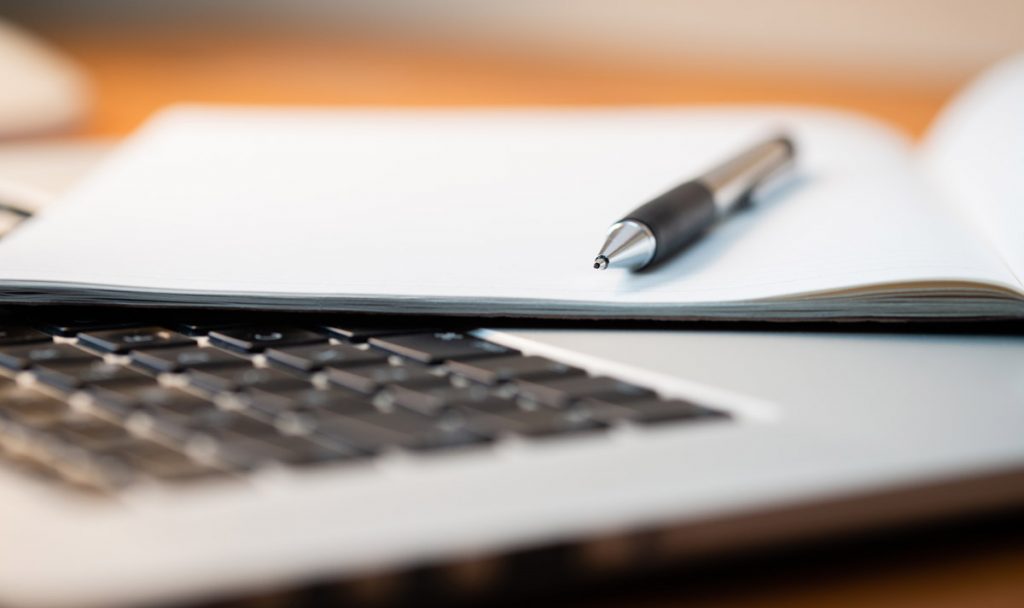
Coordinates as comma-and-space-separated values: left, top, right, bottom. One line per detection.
34, 24, 1024, 607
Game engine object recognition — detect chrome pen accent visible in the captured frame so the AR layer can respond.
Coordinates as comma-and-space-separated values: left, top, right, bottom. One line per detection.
593, 219, 656, 271
594, 135, 795, 271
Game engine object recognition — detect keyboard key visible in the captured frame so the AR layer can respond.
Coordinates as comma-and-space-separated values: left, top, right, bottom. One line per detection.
140, 394, 224, 424
99, 441, 217, 480
208, 327, 326, 353
186, 366, 310, 394
270, 436, 365, 465
373, 414, 492, 452
369, 332, 516, 364
91, 388, 219, 443
44, 450, 135, 490
78, 327, 194, 354
313, 410, 489, 452
322, 325, 417, 342
0, 327, 51, 345
192, 413, 283, 440
209, 433, 359, 468
136, 415, 219, 446
244, 387, 378, 418
454, 395, 525, 416
182, 413, 295, 464
4, 456, 68, 486
0, 385, 71, 426
134, 410, 272, 451
265, 343, 388, 372
0, 343, 95, 371
170, 320, 244, 336
33, 360, 150, 392
90, 385, 216, 419
514, 376, 656, 408
304, 412, 406, 451
466, 407, 606, 438
38, 319, 139, 337
447, 355, 584, 386
232, 387, 293, 417
581, 397, 730, 425
325, 363, 447, 395
129, 346, 249, 373
51, 418, 133, 451
390, 383, 495, 416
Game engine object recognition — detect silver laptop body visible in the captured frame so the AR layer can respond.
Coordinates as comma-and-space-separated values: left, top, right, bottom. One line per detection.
1, 325, 1021, 608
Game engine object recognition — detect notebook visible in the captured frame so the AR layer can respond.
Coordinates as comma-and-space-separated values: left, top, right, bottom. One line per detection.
0, 55, 1021, 322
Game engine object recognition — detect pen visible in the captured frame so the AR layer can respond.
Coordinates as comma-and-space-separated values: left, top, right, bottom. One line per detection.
593, 135, 795, 271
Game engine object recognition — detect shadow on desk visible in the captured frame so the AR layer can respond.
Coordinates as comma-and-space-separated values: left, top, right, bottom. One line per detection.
197, 499, 1024, 608
552, 508, 1024, 608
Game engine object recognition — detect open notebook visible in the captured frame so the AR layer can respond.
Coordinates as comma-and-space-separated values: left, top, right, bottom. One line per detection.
0, 56, 1021, 321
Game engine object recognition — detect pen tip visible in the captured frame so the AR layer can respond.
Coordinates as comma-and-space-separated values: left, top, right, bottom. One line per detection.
593, 256, 609, 270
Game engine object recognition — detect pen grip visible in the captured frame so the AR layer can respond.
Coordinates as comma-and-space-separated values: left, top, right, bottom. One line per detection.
625, 181, 716, 266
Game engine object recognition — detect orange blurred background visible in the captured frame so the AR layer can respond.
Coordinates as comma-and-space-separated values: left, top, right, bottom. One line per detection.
2, 0, 1022, 138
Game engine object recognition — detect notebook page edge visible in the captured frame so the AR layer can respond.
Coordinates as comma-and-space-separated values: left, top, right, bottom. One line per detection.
0, 105, 1012, 313
919, 52, 1024, 293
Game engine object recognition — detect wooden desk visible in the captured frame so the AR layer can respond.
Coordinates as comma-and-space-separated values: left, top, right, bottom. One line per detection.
36, 24, 1024, 607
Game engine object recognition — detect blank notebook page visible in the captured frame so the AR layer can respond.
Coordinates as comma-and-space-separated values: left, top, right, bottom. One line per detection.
0, 106, 1015, 309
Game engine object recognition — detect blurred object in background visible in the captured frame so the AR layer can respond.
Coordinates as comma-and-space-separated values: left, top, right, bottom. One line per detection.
3, 0, 1023, 87
0, 0, 1021, 138
272, 0, 1024, 88
0, 139, 111, 212
0, 16, 94, 218
0, 18, 89, 138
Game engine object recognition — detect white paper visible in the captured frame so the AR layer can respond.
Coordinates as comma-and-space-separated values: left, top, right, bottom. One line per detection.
0, 105, 1017, 314
922, 53, 1024, 286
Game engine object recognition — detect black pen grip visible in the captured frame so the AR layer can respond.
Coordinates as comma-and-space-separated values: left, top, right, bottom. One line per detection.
625, 180, 716, 267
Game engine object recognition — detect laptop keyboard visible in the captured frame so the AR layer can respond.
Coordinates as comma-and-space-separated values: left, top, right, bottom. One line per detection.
0, 317, 730, 493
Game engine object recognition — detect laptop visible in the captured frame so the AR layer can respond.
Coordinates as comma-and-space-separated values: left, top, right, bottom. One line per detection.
1, 99, 1023, 606
0, 308, 1022, 608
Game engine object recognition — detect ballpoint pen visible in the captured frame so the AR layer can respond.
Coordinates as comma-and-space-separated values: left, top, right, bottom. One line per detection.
593, 135, 795, 271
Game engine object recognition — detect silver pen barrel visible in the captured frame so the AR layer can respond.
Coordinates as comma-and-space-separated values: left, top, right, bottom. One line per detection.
699, 136, 795, 214
594, 135, 796, 271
